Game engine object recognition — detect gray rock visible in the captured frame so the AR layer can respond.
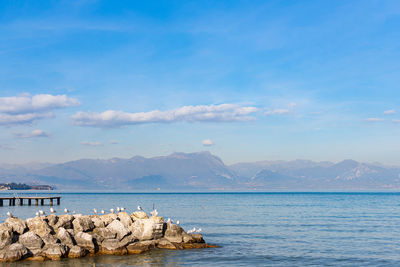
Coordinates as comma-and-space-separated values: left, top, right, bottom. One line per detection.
131, 211, 148, 220
0, 223, 14, 250
93, 227, 116, 239
100, 214, 118, 226
164, 223, 184, 243
41, 233, 59, 245
0, 243, 29, 262
127, 240, 156, 254
157, 238, 177, 250
26, 217, 54, 237
56, 227, 75, 246
190, 233, 205, 243
100, 238, 128, 255
5, 217, 27, 234
90, 215, 105, 228
106, 220, 131, 240
130, 217, 164, 241
72, 216, 94, 232
74, 232, 95, 253
68, 245, 87, 258
19, 231, 44, 251
42, 243, 68, 260
54, 215, 74, 230
118, 212, 133, 227
46, 214, 58, 227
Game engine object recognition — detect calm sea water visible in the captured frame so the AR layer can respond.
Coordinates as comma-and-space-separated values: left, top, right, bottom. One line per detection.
1, 192, 400, 266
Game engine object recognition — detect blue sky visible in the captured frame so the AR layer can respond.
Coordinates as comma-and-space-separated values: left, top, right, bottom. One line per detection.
0, 0, 400, 165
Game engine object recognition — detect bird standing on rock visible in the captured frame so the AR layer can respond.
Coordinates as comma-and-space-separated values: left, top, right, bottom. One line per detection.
137, 205, 143, 211
64, 208, 69, 214
93, 208, 97, 214
35, 212, 39, 217
50, 208, 56, 214
196, 228, 202, 233
150, 209, 158, 217
101, 209, 105, 215
39, 210, 45, 216
176, 220, 180, 225
121, 207, 125, 212
110, 208, 115, 214
6, 211, 12, 218
116, 207, 121, 213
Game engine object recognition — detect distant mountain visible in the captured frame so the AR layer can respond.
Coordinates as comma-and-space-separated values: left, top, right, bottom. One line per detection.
1, 153, 400, 191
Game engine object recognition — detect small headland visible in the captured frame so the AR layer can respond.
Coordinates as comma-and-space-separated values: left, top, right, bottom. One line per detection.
0, 209, 216, 262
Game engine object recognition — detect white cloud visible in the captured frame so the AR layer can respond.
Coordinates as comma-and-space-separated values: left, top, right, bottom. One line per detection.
0, 94, 80, 126
81, 141, 103, 147
202, 139, 214, 147
14, 129, 49, 139
72, 104, 259, 127
384, 109, 396, 115
365, 118, 385, 122
264, 108, 290, 115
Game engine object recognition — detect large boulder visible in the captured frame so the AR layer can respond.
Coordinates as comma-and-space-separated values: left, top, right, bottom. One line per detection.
157, 238, 178, 250
164, 223, 184, 243
41, 244, 68, 260
131, 217, 164, 241
93, 227, 116, 239
100, 239, 128, 255
106, 220, 131, 240
26, 217, 54, 237
0, 223, 14, 250
127, 240, 156, 254
0, 243, 29, 262
5, 217, 27, 234
46, 214, 58, 227
72, 216, 94, 232
41, 233, 59, 245
19, 231, 44, 254
68, 245, 87, 258
190, 233, 205, 243
74, 232, 96, 254
131, 211, 148, 220
56, 227, 75, 247
118, 212, 133, 227
54, 215, 74, 230
90, 215, 105, 228
99, 214, 118, 226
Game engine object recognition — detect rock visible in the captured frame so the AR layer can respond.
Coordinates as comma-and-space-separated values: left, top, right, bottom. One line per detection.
54, 215, 74, 230
0, 243, 29, 262
41, 233, 59, 245
157, 238, 178, 250
68, 245, 87, 258
90, 215, 105, 228
164, 223, 184, 243
118, 212, 133, 227
182, 243, 208, 249
93, 227, 116, 239
72, 216, 94, 232
5, 217, 27, 234
26, 217, 54, 237
106, 220, 131, 240
131, 218, 163, 241
190, 233, 205, 243
182, 232, 195, 243
89, 232, 105, 243
19, 232, 44, 252
100, 214, 118, 226
0, 223, 14, 250
126, 240, 156, 254
131, 211, 148, 220
56, 227, 75, 246
100, 239, 128, 255
74, 232, 96, 254
42, 244, 68, 260
46, 214, 58, 227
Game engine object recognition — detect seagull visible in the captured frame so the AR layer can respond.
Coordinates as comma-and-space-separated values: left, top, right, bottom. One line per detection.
6, 211, 12, 218
110, 208, 115, 214
176, 220, 180, 225
93, 208, 97, 214
166, 218, 171, 223
101, 209, 105, 215
196, 228, 202, 234
64, 208, 69, 214
39, 210, 45, 216
35, 212, 39, 217
116, 207, 121, 213
187, 227, 196, 234
150, 209, 158, 217
50, 208, 56, 214
137, 205, 143, 211
121, 207, 125, 212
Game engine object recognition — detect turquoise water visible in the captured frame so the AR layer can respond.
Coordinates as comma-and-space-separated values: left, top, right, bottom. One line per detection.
1, 192, 400, 266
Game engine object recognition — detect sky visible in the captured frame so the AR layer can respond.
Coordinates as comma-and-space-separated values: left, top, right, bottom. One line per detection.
0, 0, 400, 165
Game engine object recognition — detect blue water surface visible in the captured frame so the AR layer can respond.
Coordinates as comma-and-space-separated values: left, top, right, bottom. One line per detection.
1, 192, 400, 266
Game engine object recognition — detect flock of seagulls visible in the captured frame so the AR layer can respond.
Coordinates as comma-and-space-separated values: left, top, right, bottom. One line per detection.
5, 204, 202, 233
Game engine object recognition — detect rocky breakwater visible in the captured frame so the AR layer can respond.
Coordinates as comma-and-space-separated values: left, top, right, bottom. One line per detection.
0, 211, 215, 262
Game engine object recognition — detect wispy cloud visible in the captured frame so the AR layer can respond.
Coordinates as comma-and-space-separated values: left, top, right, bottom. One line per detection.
384, 109, 396, 115
14, 129, 50, 139
202, 139, 214, 147
264, 108, 290, 115
72, 104, 259, 128
0, 94, 80, 126
81, 141, 103, 147
365, 118, 385, 122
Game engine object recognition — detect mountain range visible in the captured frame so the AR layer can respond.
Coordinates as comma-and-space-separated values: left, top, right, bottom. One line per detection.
1, 152, 400, 191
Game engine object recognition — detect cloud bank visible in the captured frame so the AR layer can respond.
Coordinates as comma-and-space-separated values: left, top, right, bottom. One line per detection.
14, 129, 50, 139
0, 94, 80, 125
81, 141, 103, 147
72, 104, 259, 127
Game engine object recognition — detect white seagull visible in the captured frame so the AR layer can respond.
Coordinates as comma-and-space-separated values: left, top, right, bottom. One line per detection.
120, 207, 125, 212
93, 208, 97, 214
101, 209, 105, 215
110, 208, 115, 214
64, 208, 69, 214
6, 211, 12, 218
150, 209, 158, 217
196, 228, 202, 234
35, 212, 39, 217
50, 208, 56, 214
137, 205, 143, 211
116, 207, 121, 213
176, 220, 180, 225
187, 227, 196, 234
39, 210, 45, 216
166, 218, 171, 223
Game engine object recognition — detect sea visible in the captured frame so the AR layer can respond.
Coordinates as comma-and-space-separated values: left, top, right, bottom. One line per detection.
1, 192, 400, 266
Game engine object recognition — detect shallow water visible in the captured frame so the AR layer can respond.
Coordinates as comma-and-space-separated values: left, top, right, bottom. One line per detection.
1, 192, 400, 266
